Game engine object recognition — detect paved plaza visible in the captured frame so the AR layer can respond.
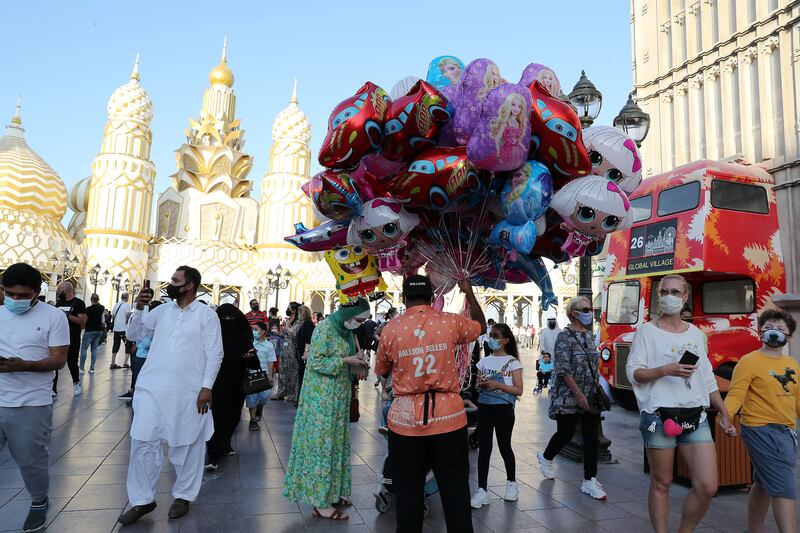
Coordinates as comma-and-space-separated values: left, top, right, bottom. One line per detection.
0, 345, 796, 533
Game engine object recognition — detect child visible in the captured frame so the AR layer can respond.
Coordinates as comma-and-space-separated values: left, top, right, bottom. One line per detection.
724, 309, 799, 533
248, 321, 277, 430
471, 322, 524, 508
535, 353, 554, 394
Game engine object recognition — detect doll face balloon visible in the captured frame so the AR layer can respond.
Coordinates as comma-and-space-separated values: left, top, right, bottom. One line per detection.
527, 81, 590, 179
581, 125, 643, 195
451, 59, 504, 145
519, 63, 561, 97
467, 84, 532, 172
346, 198, 420, 252
324, 245, 387, 299
500, 161, 553, 225
306, 170, 361, 221
382, 80, 452, 162
319, 82, 390, 170
388, 146, 483, 211
426, 55, 465, 89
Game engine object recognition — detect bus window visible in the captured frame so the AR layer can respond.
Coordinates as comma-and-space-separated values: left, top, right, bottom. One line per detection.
630, 195, 652, 223
649, 279, 693, 319
657, 181, 701, 217
710, 179, 768, 214
606, 281, 640, 324
702, 279, 755, 314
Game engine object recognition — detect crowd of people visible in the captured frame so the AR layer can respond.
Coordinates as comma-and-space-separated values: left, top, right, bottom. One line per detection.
0, 262, 798, 533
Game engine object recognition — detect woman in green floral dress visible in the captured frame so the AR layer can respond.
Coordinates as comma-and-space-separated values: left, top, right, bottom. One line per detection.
282, 298, 370, 521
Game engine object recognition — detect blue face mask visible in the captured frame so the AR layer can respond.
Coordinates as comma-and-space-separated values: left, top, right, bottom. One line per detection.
253, 330, 261, 340
486, 338, 502, 351
5, 296, 36, 315
576, 311, 593, 326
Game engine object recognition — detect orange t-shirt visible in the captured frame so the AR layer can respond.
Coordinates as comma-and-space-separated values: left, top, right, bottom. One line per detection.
375, 306, 482, 436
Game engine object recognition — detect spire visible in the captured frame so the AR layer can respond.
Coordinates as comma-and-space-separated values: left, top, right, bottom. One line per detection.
131, 53, 140, 81
221, 36, 228, 63
209, 37, 234, 87
290, 79, 298, 104
10, 95, 22, 126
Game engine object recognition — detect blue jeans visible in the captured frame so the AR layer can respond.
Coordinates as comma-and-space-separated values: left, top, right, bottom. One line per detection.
79, 331, 103, 370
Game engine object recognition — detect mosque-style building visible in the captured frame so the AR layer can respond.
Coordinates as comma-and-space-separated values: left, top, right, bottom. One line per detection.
0, 43, 575, 324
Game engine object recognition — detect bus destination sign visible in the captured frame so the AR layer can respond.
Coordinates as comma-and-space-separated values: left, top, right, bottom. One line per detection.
627, 219, 678, 275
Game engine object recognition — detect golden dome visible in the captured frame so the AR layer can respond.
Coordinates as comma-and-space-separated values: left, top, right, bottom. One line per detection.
209, 37, 234, 87
107, 55, 153, 123
0, 100, 68, 220
272, 80, 311, 144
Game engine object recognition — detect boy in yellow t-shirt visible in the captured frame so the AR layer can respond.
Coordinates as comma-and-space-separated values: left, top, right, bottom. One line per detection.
724, 309, 799, 533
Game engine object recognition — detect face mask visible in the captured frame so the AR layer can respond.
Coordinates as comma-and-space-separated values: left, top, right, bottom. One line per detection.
547, 321, 556, 330
344, 318, 362, 330
486, 338, 502, 351
56, 291, 66, 301
253, 330, 261, 340
658, 294, 684, 315
576, 311, 593, 326
165, 283, 185, 300
762, 329, 788, 348
5, 296, 36, 315
250, 304, 259, 311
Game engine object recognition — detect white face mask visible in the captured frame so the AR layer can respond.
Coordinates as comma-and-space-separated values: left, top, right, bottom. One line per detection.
659, 294, 684, 315
344, 318, 362, 330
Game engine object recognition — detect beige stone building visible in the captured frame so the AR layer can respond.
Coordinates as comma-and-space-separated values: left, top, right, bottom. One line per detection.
630, 0, 800, 312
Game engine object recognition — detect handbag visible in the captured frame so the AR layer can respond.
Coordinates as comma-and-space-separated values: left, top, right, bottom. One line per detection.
350, 379, 360, 423
566, 329, 611, 413
242, 369, 272, 395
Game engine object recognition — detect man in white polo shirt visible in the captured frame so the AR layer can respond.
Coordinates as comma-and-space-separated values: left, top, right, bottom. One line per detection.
0, 263, 69, 532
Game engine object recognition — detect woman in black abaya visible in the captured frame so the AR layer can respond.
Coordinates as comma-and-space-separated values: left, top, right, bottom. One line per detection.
205, 304, 258, 470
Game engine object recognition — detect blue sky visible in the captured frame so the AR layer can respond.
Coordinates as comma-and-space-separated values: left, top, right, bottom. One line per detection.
1, 1, 632, 221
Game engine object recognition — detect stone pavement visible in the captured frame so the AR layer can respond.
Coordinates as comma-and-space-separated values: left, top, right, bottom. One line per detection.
0, 344, 796, 532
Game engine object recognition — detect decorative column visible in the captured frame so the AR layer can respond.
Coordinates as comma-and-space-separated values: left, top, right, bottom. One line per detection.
758, 37, 780, 160
674, 82, 689, 165
720, 57, 739, 156
660, 89, 675, 169
739, 47, 759, 163
688, 75, 704, 160
703, 65, 721, 160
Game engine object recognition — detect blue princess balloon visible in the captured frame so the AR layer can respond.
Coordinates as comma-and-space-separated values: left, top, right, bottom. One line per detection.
426, 55, 465, 90
500, 160, 553, 225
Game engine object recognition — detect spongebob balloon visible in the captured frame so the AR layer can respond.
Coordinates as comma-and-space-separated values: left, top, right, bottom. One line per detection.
324, 245, 388, 303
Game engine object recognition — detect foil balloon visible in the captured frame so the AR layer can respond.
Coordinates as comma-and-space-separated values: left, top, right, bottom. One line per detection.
581, 125, 643, 195
426, 55, 465, 90
519, 63, 561, 97
324, 245, 388, 303
387, 146, 483, 211
382, 80, 452, 162
346, 198, 420, 272
531, 209, 604, 263
508, 255, 558, 310
306, 170, 362, 221
467, 84, 532, 171
488, 220, 537, 255
284, 220, 349, 252
390, 76, 421, 100
452, 59, 504, 145
550, 176, 634, 258
319, 82, 390, 170
527, 81, 590, 179
500, 161, 553, 225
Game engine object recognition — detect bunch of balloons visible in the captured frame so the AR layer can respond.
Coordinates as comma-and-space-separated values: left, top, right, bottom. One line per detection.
285, 56, 644, 308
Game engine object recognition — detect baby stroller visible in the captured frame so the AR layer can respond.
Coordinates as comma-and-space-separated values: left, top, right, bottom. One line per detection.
533, 354, 554, 395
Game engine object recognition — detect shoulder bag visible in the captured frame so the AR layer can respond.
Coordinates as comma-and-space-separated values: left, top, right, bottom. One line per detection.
566, 328, 611, 413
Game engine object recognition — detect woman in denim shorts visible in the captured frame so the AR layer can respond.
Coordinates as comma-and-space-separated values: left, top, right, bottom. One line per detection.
626, 275, 736, 533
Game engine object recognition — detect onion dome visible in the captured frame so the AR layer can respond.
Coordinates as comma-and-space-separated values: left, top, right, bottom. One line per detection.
68, 175, 91, 214
209, 37, 234, 87
272, 79, 311, 144
107, 54, 153, 123
0, 98, 68, 219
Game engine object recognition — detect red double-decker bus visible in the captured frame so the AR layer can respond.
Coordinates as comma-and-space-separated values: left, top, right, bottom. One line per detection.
598, 160, 786, 409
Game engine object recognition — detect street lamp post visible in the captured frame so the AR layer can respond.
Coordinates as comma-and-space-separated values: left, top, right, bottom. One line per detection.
613, 92, 651, 147
49, 251, 79, 292
250, 282, 266, 309
88, 264, 110, 295
266, 264, 292, 309
111, 273, 124, 303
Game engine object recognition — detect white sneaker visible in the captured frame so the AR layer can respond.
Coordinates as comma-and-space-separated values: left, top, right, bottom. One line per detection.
89, 368, 95, 374
470, 488, 490, 508
504, 481, 519, 501
581, 477, 607, 500
204, 463, 218, 472
79, 369, 85, 375
537, 452, 555, 479
73, 383, 82, 396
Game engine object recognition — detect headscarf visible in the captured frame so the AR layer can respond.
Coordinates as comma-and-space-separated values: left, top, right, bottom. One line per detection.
326, 298, 370, 355
216, 303, 253, 357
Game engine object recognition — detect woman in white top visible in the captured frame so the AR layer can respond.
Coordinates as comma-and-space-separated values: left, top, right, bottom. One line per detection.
626, 274, 735, 533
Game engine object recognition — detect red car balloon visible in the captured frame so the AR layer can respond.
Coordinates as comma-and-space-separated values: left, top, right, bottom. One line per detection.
304, 170, 362, 221
387, 146, 483, 211
319, 82, 390, 170
382, 80, 452, 162
527, 81, 590, 179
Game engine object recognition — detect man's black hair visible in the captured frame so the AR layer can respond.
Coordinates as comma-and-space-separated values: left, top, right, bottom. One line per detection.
176, 265, 201, 292
1, 263, 42, 292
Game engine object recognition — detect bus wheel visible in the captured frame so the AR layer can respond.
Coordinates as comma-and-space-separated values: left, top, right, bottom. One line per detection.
610, 387, 638, 411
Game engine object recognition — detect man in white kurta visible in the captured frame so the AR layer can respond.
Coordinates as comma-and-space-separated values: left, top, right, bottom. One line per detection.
119, 266, 222, 525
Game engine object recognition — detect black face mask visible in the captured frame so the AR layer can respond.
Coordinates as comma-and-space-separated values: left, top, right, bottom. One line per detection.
250, 304, 259, 311
166, 283, 185, 300
547, 322, 556, 329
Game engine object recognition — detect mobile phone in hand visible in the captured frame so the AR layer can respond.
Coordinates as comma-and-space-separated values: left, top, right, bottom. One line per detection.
679, 350, 699, 366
